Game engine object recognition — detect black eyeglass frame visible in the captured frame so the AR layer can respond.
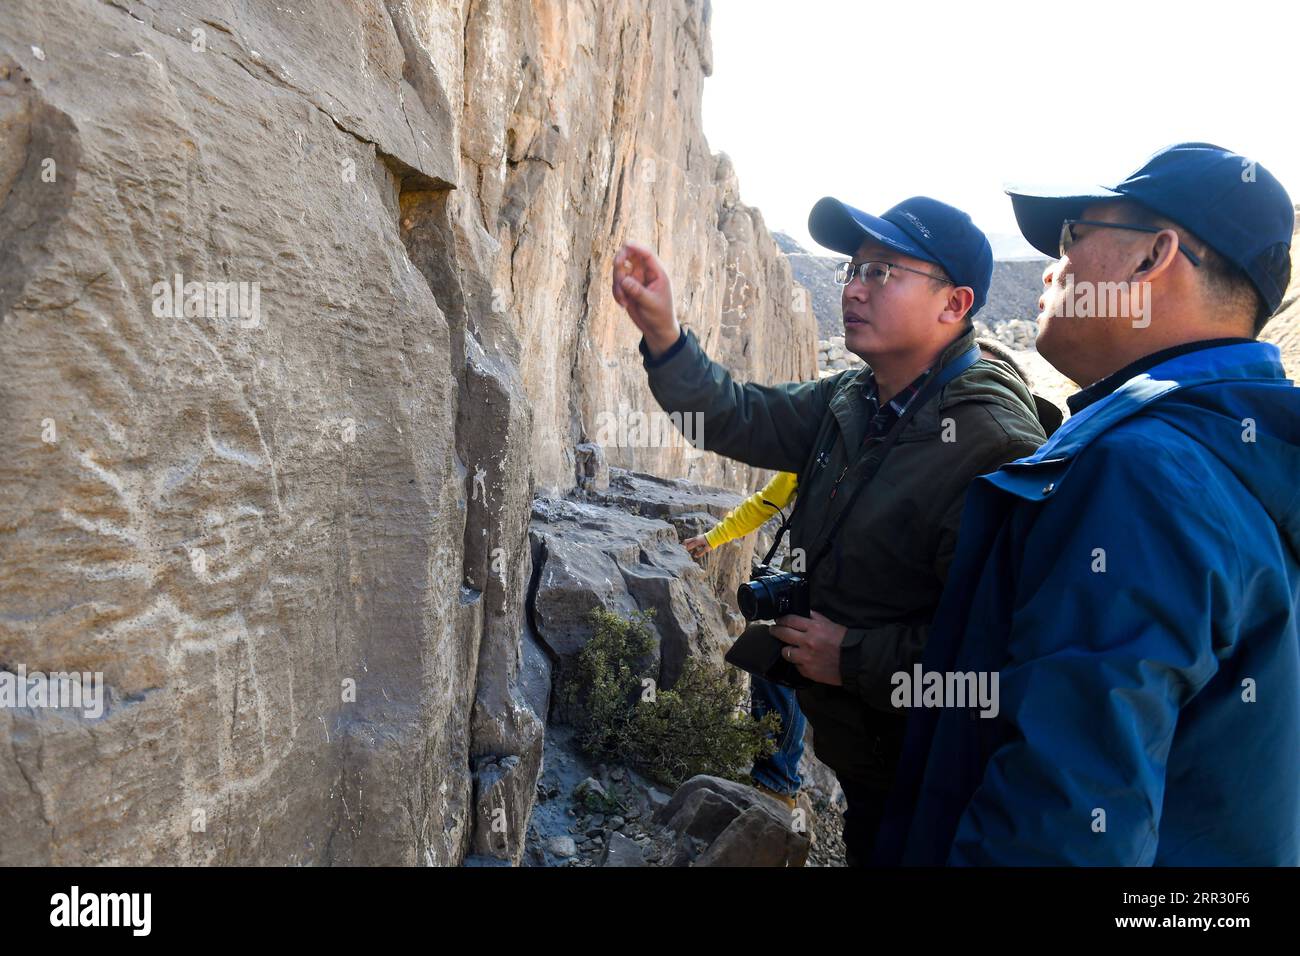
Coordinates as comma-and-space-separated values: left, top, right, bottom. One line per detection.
1059, 219, 1202, 267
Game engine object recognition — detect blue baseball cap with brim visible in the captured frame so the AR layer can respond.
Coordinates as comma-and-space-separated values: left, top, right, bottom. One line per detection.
808, 195, 994, 316
1006, 142, 1295, 314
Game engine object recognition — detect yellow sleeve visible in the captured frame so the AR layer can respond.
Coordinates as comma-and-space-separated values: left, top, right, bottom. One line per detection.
705, 471, 798, 548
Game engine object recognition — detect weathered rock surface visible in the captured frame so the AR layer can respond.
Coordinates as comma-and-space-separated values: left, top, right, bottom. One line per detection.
599, 830, 646, 867
1260, 206, 1300, 380
653, 774, 811, 867
588, 468, 769, 629
526, 720, 841, 867
0, 0, 816, 865
529, 485, 735, 713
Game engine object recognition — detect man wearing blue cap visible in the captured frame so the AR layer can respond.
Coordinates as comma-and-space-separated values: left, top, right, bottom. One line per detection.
612, 196, 1048, 863
875, 142, 1300, 865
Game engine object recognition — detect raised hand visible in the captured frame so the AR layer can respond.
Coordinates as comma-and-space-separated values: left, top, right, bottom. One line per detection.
612, 241, 680, 357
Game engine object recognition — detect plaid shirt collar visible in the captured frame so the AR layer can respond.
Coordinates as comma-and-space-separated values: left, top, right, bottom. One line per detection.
861, 366, 933, 439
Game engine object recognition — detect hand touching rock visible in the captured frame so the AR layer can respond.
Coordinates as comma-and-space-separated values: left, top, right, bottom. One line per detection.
682, 534, 712, 559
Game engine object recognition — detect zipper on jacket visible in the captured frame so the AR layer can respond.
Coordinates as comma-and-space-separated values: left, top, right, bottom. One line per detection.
829, 431, 885, 501
829, 464, 850, 501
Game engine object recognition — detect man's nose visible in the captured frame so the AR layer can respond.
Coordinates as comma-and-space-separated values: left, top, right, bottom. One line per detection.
1042, 259, 1059, 287
844, 275, 870, 300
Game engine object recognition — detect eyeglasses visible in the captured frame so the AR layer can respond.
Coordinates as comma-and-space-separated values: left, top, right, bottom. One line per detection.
833, 260, 952, 288
1058, 219, 1202, 266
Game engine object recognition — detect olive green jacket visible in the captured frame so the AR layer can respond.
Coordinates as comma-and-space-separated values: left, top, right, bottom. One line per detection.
641, 326, 1048, 791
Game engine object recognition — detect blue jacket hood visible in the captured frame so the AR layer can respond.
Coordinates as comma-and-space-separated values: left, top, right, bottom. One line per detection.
987, 341, 1300, 559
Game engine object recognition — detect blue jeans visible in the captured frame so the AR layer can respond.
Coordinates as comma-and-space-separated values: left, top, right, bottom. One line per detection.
749, 676, 806, 795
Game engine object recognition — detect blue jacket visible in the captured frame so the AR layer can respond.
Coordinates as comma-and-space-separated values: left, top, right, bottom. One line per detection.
874, 341, 1300, 865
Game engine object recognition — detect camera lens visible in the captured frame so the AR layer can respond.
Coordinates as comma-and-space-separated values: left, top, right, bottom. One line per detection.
737, 582, 761, 620
737, 577, 775, 621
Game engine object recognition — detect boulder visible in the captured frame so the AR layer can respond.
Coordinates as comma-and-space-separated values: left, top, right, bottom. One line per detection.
653, 774, 811, 867
529, 493, 731, 713
599, 830, 646, 867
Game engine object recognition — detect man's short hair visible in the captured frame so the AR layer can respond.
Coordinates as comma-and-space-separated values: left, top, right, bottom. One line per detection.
927, 265, 953, 291
1121, 202, 1271, 335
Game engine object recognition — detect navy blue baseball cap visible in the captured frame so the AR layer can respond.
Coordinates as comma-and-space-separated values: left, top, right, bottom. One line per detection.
808, 195, 995, 316
1006, 142, 1295, 314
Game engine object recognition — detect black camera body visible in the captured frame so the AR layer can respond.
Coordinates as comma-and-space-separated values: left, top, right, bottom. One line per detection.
736, 564, 809, 622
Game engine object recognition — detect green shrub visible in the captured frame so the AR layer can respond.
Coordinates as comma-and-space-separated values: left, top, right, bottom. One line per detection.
561, 607, 781, 789
560, 607, 657, 758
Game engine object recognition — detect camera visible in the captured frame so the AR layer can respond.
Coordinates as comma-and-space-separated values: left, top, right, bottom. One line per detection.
736, 564, 809, 621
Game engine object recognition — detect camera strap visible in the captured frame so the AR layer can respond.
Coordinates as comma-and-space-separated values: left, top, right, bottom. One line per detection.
761, 343, 981, 576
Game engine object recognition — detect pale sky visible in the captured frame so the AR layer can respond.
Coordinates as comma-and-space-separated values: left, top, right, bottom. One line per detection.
701, 0, 1300, 259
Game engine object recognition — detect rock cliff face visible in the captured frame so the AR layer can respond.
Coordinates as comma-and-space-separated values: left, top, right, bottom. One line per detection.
1260, 207, 1300, 379
0, 0, 816, 865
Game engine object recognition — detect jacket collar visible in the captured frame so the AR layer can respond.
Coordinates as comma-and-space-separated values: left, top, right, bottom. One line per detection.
989, 340, 1288, 501
885, 328, 979, 439
830, 327, 1008, 443
1066, 336, 1257, 415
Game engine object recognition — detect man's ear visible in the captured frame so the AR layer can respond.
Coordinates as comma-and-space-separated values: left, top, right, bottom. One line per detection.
1131, 229, 1180, 284
939, 286, 975, 326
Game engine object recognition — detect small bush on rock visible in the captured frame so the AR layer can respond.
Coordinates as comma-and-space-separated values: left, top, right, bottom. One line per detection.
562, 608, 779, 788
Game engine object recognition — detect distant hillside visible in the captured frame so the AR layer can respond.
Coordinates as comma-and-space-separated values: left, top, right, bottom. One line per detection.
776, 233, 845, 339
